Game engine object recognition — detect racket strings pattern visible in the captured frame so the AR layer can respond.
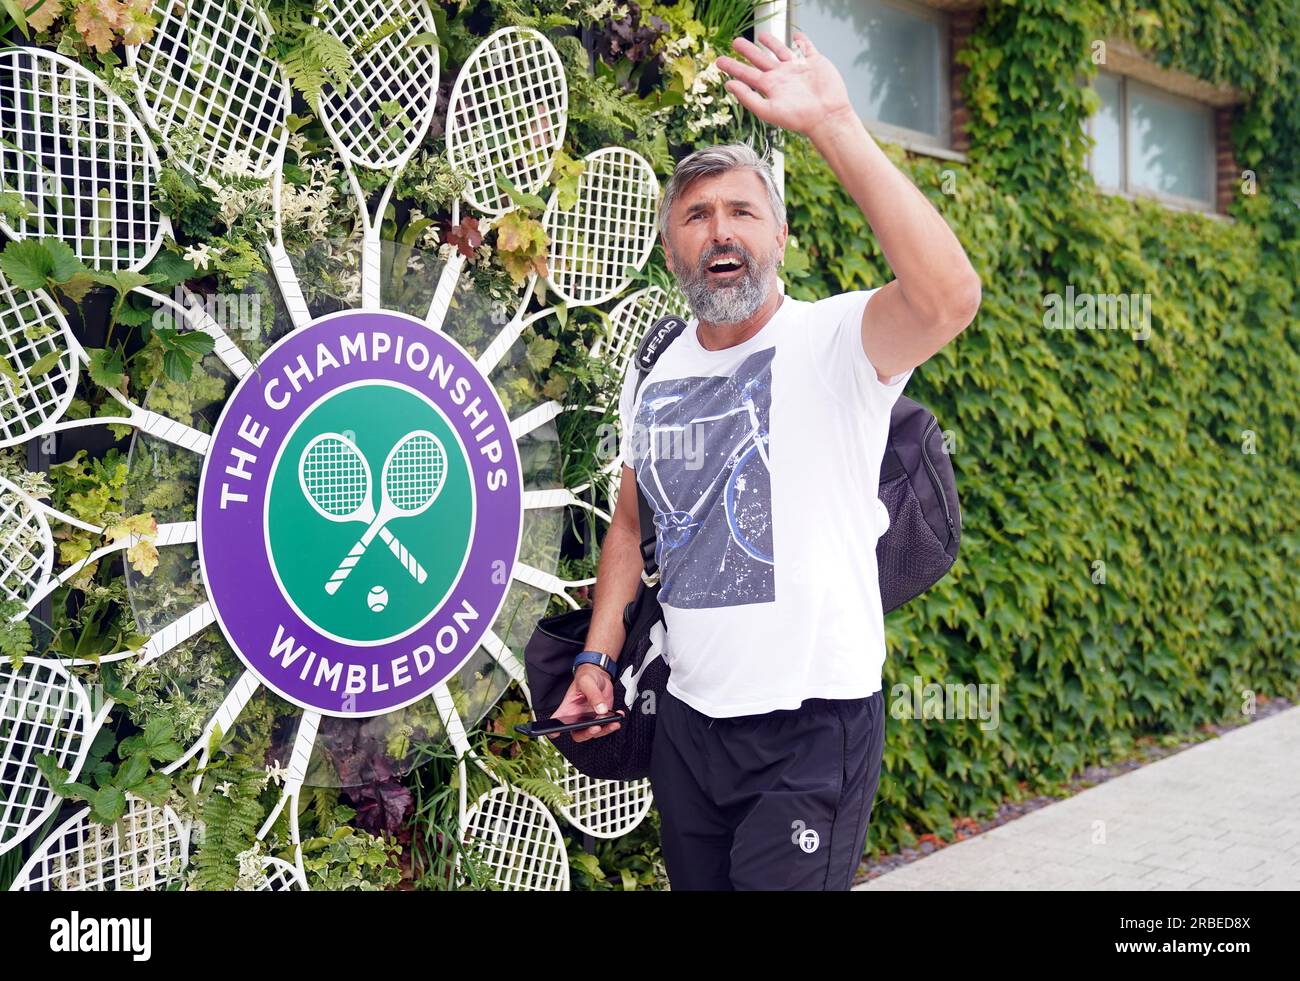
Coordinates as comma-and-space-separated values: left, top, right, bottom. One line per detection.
12, 795, 190, 891
0, 48, 162, 271
255, 855, 307, 890
0, 274, 76, 440
462, 786, 571, 890
385, 433, 444, 512
317, 0, 440, 170
302, 436, 371, 517
448, 30, 568, 216
547, 762, 654, 840
0, 658, 93, 856
0, 484, 53, 607
131, 0, 289, 181
546, 147, 659, 305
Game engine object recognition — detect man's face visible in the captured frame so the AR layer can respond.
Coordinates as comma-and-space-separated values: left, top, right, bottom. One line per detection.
662, 169, 787, 324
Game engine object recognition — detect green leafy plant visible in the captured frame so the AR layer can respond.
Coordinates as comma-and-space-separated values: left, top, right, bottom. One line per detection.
263, 0, 354, 108
37, 715, 182, 824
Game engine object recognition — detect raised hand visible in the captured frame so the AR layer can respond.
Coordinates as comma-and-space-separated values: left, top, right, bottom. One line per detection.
715, 31, 855, 138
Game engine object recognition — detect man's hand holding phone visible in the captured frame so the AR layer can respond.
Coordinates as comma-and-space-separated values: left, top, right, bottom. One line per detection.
548, 664, 624, 742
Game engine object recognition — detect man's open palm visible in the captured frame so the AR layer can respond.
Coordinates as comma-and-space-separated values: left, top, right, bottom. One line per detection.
715, 31, 854, 137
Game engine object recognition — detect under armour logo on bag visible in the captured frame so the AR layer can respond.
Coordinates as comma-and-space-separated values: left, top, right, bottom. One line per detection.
621, 619, 667, 707
791, 819, 821, 853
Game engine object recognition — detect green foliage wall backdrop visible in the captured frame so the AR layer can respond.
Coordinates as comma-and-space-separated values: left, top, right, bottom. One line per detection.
785, 0, 1300, 847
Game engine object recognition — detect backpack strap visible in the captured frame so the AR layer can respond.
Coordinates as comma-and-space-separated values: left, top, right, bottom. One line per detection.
629, 315, 688, 583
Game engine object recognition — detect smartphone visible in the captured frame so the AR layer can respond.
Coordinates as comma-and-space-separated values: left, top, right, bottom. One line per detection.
515, 710, 626, 738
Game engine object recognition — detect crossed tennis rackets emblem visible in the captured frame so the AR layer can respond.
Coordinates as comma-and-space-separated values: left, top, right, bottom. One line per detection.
298, 429, 448, 595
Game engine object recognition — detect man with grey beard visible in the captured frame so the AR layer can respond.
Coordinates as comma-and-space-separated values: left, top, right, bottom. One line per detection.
549, 30, 980, 890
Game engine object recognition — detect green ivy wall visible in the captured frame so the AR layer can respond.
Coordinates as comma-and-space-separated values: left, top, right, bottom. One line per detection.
784, 0, 1300, 848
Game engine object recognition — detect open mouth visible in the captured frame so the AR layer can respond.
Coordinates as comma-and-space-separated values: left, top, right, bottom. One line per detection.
706, 256, 746, 277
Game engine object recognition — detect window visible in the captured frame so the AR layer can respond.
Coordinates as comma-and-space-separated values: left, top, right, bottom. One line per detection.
791, 0, 950, 150
1086, 71, 1216, 210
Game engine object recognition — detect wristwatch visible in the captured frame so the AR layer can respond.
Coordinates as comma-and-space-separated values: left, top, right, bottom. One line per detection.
572, 649, 618, 679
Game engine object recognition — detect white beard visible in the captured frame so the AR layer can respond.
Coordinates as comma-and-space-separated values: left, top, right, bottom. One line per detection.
672, 241, 779, 325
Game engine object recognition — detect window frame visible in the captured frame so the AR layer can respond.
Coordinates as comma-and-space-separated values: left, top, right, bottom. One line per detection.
1086, 70, 1218, 214
790, 0, 953, 154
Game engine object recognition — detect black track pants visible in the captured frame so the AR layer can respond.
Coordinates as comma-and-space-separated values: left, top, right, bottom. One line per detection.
649, 685, 886, 890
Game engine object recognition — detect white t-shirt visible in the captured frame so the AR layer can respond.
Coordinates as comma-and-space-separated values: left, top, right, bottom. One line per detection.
617, 288, 913, 717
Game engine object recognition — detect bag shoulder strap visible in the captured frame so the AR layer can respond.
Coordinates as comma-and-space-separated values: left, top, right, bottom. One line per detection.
629, 315, 689, 579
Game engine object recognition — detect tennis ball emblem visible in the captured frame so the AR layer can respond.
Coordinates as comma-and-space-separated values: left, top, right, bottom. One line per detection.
368, 586, 389, 612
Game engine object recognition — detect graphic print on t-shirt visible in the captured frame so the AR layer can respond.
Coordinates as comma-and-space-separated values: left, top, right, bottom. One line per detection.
633, 347, 775, 608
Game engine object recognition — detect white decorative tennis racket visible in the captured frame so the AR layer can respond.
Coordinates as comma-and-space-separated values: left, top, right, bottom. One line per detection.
1, 472, 216, 680
126, 0, 312, 330
431, 682, 570, 890
424, 26, 568, 332
255, 856, 308, 890
9, 792, 192, 891
9, 668, 306, 891
316, 429, 447, 596
315, 0, 440, 309
0, 657, 95, 858
0, 45, 255, 379
298, 431, 430, 590
476, 146, 661, 375
0, 270, 213, 455
1, 474, 196, 620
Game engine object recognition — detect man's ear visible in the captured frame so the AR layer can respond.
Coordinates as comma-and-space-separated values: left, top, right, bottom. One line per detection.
776, 221, 789, 264
661, 234, 674, 272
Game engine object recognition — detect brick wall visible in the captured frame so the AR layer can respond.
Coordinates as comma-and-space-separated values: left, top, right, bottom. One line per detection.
948, 9, 978, 154
1215, 106, 1239, 214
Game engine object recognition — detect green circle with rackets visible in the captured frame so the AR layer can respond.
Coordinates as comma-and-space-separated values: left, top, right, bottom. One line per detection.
266, 383, 473, 644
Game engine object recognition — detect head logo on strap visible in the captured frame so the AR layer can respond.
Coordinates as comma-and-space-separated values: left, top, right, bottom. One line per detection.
634, 315, 688, 374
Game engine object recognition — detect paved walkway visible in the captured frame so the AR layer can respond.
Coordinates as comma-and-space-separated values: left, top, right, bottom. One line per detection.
856, 705, 1300, 890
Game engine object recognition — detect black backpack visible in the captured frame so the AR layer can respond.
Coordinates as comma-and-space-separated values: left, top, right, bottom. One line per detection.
523, 315, 961, 781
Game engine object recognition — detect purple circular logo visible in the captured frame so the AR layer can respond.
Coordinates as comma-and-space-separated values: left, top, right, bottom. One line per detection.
197, 310, 523, 717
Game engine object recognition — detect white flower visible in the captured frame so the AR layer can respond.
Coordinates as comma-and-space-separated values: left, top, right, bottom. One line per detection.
183, 243, 221, 270
264, 759, 288, 786
215, 781, 235, 797
220, 150, 256, 179
233, 843, 267, 889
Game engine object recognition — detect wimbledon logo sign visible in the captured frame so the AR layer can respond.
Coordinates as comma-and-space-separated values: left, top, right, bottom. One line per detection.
197, 310, 523, 717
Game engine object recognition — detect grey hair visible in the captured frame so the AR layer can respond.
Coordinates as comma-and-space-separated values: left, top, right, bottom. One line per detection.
657, 142, 786, 245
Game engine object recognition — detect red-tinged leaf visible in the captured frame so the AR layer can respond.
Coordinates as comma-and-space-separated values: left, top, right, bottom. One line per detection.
445, 216, 482, 259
